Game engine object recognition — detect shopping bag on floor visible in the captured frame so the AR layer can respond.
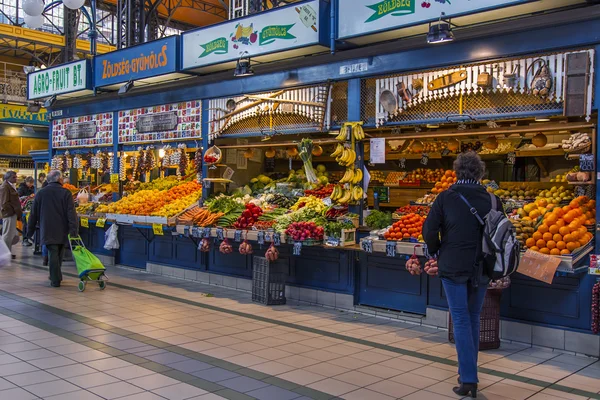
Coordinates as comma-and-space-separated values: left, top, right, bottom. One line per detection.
0, 239, 10, 267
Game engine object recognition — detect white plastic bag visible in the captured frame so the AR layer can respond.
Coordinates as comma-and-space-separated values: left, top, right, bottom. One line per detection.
77, 189, 89, 205
0, 239, 11, 267
104, 224, 119, 250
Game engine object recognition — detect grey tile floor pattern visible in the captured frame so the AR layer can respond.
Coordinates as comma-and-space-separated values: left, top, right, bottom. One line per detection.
0, 246, 596, 399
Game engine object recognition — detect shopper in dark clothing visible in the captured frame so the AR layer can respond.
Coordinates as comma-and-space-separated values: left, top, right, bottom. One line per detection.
18, 177, 35, 246
17, 177, 35, 197
423, 152, 503, 398
27, 170, 78, 287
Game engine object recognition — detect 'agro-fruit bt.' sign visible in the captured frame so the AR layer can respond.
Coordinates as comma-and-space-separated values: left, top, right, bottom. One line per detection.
181, 0, 327, 71
338, 0, 527, 40
94, 35, 179, 87
27, 60, 91, 100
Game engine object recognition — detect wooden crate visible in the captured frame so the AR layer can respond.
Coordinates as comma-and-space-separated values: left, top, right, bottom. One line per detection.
324, 229, 356, 247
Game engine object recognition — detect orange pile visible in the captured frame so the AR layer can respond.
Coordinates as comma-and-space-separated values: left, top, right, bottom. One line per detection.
384, 213, 424, 241
525, 196, 596, 256
431, 170, 457, 195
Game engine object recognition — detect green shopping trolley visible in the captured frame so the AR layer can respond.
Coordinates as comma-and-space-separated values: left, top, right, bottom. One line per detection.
69, 235, 108, 292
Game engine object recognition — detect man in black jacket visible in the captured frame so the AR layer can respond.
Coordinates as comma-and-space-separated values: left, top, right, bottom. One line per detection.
27, 170, 78, 287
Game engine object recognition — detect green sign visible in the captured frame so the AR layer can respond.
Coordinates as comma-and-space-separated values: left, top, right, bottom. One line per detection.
259, 24, 296, 45
366, 0, 415, 23
373, 186, 390, 203
199, 37, 229, 58
27, 60, 89, 100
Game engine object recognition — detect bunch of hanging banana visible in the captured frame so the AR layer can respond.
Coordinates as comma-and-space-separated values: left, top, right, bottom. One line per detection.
339, 168, 363, 184
335, 122, 365, 141
331, 185, 364, 205
336, 148, 357, 167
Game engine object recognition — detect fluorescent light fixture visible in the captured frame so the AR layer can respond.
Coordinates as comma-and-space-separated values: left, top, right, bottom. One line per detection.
234, 51, 254, 77
27, 102, 41, 113
118, 80, 134, 95
534, 116, 551, 122
43, 95, 56, 108
427, 13, 454, 44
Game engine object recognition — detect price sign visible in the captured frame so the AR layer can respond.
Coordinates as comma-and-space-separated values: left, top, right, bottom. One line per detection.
399, 158, 406, 169
386, 241, 396, 257
110, 174, 119, 184
580, 153, 595, 172
152, 224, 163, 235
264, 231, 272, 242
216, 228, 224, 240
203, 228, 211, 238
441, 148, 450, 156
362, 239, 373, 253
420, 153, 429, 166
575, 186, 586, 197
80, 217, 89, 228
273, 232, 281, 246
96, 218, 106, 228
373, 186, 389, 203
234, 230, 242, 242
506, 152, 516, 165
223, 167, 235, 180
326, 237, 341, 247
323, 197, 332, 206
589, 254, 600, 275
257, 231, 265, 245
293, 241, 302, 256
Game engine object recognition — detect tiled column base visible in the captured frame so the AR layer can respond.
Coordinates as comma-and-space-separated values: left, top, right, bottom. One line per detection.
424, 307, 600, 358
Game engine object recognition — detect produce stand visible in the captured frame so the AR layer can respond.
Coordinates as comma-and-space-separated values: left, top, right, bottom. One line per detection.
46, 27, 600, 355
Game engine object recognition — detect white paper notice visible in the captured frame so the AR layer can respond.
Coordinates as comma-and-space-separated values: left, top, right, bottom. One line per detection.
223, 167, 235, 180
370, 138, 386, 164
250, 149, 262, 163
236, 152, 248, 170
226, 149, 237, 165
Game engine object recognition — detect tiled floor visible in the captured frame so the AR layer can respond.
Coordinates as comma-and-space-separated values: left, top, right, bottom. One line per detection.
0, 247, 597, 400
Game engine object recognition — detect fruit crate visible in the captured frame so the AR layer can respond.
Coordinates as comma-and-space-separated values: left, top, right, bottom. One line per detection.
324, 228, 356, 247
252, 256, 286, 306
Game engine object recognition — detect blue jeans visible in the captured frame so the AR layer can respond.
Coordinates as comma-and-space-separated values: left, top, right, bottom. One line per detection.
442, 278, 488, 384
42, 245, 48, 257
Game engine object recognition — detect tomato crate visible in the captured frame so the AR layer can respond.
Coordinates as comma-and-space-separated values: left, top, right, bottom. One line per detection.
252, 256, 286, 306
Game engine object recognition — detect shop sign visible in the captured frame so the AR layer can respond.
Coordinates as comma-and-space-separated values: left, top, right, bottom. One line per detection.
136, 112, 178, 133
27, 60, 90, 100
373, 186, 389, 203
0, 104, 47, 125
182, 0, 325, 70
66, 122, 97, 140
338, 0, 526, 40
95, 36, 179, 87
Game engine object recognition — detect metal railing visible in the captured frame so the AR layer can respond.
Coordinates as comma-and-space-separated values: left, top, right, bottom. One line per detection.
0, 61, 27, 104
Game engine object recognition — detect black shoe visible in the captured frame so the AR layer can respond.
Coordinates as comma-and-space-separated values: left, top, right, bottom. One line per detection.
23, 241, 32, 247
11, 255, 16, 260
50, 282, 60, 287
43, 256, 48, 266
453, 383, 477, 398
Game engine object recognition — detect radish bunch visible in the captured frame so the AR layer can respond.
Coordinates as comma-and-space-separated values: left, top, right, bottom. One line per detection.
233, 204, 263, 229
285, 222, 324, 242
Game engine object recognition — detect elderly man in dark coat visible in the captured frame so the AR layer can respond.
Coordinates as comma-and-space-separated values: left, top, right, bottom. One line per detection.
27, 170, 78, 287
